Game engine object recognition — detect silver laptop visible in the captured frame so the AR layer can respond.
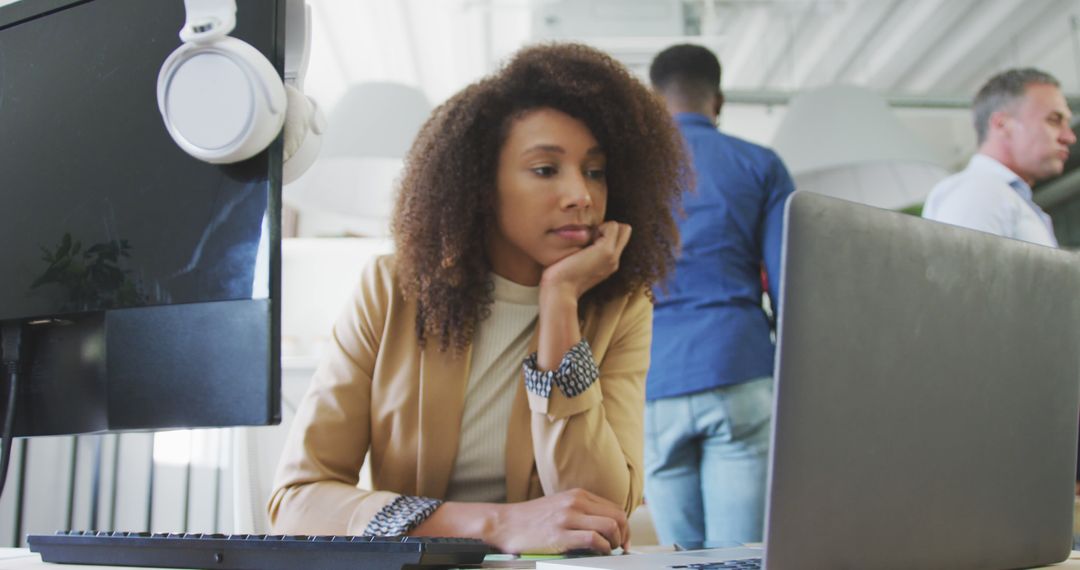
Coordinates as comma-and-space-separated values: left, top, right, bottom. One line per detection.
540, 192, 1080, 570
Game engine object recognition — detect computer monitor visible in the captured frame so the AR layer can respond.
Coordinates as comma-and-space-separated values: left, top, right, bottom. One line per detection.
0, 0, 283, 436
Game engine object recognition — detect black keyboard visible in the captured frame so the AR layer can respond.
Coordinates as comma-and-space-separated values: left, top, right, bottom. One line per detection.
28, 531, 492, 570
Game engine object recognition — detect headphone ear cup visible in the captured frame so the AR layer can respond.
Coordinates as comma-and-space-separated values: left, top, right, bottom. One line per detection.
157, 36, 286, 164
282, 83, 325, 184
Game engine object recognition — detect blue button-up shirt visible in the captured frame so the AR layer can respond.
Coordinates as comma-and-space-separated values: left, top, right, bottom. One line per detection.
647, 113, 796, 400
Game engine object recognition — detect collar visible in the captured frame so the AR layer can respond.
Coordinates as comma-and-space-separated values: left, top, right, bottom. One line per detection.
491, 272, 539, 306
969, 154, 1032, 199
675, 112, 717, 129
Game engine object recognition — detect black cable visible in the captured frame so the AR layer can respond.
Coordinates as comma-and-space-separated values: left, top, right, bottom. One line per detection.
13, 440, 26, 547
0, 321, 25, 500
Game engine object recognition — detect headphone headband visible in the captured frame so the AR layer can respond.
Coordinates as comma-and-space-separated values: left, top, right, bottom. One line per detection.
283, 0, 310, 88
179, 0, 237, 43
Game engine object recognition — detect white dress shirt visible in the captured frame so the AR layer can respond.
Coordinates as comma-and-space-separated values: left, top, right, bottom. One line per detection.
922, 153, 1058, 248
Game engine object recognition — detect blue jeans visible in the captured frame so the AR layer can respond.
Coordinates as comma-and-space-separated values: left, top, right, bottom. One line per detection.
644, 377, 773, 545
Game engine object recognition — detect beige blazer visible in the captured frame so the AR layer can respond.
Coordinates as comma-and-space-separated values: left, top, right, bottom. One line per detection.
268, 255, 650, 535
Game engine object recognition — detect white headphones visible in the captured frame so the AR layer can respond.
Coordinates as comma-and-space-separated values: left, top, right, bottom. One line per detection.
157, 0, 324, 183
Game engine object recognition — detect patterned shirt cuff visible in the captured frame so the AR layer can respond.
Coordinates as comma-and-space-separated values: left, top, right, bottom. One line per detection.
522, 339, 600, 399
362, 495, 443, 537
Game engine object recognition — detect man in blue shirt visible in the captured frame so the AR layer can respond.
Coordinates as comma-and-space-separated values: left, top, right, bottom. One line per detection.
645, 44, 795, 546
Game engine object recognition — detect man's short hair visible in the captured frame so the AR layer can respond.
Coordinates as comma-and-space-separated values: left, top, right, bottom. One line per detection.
973, 67, 1060, 144
649, 44, 721, 105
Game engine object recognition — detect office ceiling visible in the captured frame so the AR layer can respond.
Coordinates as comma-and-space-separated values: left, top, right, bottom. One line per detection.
303, 0, 1080, 112
676, 0, 1080, 99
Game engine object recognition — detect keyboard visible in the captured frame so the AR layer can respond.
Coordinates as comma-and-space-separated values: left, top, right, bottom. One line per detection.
28, 531, 493, 570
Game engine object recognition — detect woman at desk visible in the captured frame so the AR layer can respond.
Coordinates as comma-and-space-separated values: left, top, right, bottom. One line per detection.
268, 43, 687, 555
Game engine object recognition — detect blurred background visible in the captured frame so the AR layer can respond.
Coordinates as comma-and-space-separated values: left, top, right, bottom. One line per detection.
280, 0, 1080, 367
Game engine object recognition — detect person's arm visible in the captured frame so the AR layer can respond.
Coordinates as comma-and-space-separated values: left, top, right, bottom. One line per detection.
523, 221, 644, 514
525, 289, 648, 512
535, 221, 632, 370
268, 257, 408, 535
759, 151, 796, 317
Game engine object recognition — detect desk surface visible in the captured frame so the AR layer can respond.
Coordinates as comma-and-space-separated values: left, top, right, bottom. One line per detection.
3, 547, 1080, 569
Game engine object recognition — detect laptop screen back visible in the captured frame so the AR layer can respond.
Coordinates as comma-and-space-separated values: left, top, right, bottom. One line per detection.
765, 192, 1079, 570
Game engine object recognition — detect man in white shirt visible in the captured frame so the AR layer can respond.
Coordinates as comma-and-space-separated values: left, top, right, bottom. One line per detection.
923, 68, 1075, 247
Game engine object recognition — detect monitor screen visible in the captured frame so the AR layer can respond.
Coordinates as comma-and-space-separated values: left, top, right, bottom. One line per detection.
0, 0, 283, 436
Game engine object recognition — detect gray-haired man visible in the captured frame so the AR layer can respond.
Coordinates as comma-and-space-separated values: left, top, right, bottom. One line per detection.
923, 68, 1075, 246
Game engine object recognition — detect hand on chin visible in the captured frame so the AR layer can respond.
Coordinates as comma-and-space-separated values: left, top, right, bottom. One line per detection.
540, 221, 632, 299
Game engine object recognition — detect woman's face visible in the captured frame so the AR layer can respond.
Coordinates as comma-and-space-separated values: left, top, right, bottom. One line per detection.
487, 107, 608, 286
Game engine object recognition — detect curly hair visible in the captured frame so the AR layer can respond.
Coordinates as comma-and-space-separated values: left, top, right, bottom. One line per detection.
392, 42, 689, 351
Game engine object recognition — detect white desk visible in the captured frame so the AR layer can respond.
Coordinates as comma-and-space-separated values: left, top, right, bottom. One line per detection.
0, 548, 126, 570
3, 547, 1080, 569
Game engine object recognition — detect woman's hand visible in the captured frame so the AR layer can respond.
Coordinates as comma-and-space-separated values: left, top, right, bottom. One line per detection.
488, 488, 630, 554
540, 221, 632, 301
534, 221, 631, 371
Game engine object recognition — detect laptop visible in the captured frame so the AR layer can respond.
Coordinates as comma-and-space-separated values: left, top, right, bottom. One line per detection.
540, 192, 1080, 570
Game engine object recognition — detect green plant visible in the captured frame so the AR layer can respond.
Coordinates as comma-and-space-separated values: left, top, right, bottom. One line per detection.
899, 203, 924, 217
31, 232, 145, 311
